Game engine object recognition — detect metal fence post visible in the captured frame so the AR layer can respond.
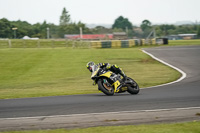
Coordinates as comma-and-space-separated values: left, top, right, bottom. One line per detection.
8, 40, 12, 48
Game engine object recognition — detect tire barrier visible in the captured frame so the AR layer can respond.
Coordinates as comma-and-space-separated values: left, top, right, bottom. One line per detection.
91, 38, 168, 48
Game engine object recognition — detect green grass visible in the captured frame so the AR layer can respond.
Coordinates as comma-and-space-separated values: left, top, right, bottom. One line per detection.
169, 39, 200, 46
0, 47, 181, 99
1, 121, 200, 133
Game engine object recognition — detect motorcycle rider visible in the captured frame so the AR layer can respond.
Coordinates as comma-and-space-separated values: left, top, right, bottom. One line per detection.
86, 61, 127, 81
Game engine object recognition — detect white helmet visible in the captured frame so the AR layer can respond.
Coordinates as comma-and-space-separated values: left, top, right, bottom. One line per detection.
86, 61, 95, 72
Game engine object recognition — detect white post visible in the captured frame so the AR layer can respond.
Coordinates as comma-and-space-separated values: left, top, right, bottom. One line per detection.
8, 40, 12, 48
47, 27, 50, 39
80, 27, 83, 39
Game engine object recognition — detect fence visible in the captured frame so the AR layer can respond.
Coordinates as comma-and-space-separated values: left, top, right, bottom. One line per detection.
0, 38, 168, 49
0, 39, 91, 49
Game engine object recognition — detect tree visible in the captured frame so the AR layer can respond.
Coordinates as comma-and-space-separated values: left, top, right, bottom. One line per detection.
112, 16, 133, 30
31, 21, 51, 38
91, 26, 112, 34
140, 20, 151, 31
59, 7, 71, 26
139, 20, 153, 38
0, 18, 13, 38
197, 26, 200, 38
11, 20, 33, 38
112, 16, 133, 38
158, 24, 176, 36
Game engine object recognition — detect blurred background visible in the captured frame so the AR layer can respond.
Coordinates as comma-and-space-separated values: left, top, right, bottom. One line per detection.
0, 0, 200, 40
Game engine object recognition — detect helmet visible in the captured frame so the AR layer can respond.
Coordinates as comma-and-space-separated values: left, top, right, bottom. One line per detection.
86, 61, 95, 72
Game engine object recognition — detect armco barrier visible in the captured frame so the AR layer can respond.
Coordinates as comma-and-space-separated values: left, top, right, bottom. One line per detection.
129, 40, 135, 47
91, 40, 138, 48
111, 40, 121, 48
90, 41, 102, 48
101, 41, 111, 48
121, 40, 129, 48
91, 38, 168, 48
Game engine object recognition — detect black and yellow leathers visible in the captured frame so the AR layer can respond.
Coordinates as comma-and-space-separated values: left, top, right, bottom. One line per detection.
87, 61, 139, 96
97, 63, 127, 80
91, 65, 123, 93
90, 64, 139, 96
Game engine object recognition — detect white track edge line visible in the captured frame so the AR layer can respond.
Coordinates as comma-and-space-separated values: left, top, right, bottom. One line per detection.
1, 107, 200, 120
141, 49, 187, 89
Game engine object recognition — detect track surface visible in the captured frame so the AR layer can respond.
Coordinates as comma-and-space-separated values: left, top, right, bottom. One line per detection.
0, 46, 200, 119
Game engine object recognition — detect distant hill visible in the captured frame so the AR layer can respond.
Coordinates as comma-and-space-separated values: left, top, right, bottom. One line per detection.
86, 23, 112, 28
174, 21, 196, 25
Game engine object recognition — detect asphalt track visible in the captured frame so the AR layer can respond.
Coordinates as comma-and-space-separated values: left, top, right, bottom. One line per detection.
0, 45, 200, 130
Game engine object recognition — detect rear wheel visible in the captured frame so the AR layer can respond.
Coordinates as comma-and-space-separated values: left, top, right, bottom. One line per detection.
126, 77, 140, 95
97, 78, 114, 96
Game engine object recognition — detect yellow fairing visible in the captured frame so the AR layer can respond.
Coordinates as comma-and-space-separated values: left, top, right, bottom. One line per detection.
100, 71, 112, 78
113, 81, 121, 92
100, 71, 121, 93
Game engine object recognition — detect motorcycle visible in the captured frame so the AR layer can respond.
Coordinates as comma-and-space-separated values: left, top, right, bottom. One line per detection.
90, 65, 140, 96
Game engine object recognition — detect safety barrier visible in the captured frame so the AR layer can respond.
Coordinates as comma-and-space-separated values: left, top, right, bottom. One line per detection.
91, 38, 168, 48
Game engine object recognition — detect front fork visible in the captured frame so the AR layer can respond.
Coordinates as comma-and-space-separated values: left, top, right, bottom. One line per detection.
103, 79, 112, 87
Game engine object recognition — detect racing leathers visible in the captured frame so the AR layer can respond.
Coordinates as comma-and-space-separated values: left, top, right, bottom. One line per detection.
97, 63, 127, 81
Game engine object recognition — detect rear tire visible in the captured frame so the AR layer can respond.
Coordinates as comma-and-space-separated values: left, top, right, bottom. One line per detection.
97, 79, 114, 96
126, 77, 140, 95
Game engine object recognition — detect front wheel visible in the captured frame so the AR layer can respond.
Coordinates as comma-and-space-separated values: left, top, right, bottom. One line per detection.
97, 79, 114, 96
126, 77, 140, 95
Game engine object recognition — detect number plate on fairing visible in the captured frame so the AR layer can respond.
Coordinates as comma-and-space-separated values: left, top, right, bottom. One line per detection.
109, 74, 119, 82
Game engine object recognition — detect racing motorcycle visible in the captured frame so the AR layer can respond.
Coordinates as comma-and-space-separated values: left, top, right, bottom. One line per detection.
90, 65, 139, 96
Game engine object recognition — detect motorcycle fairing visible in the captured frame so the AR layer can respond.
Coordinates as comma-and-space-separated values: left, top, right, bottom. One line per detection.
112, 80, 121, 92
99, 71, 121, 92
99, 71, 112, 78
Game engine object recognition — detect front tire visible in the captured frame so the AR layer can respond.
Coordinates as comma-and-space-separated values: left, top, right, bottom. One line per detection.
126, 77, 140, 95
97, 79, 114, 96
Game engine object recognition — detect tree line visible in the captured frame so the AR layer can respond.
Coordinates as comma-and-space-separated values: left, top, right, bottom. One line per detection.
138, 20, 200, 38
0, 7, 200, 39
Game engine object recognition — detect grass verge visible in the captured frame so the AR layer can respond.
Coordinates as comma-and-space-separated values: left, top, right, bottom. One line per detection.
169, 39, 200, 46
1, 121, 200, 133
0, 48, 181, 99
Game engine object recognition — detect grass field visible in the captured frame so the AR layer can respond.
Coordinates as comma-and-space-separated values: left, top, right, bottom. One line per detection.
169, 39, 200, 46
2, 121, 200, 133
0, 47, 181, 99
